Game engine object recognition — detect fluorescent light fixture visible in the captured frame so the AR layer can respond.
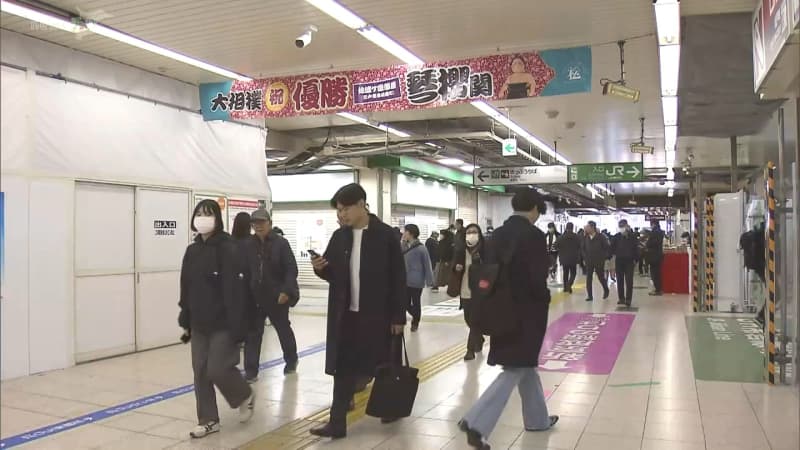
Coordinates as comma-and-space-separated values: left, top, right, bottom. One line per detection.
438, 158, 464, 166
320, 164, 351, 171
666, 180, 676, 189
662, 95, 678, 127
336, 112, 410, 137
473, 101, 571, 165
425, 142, 439, 148
602, 82, 641, 102
357, 26, 424, 66
1, 0, 84, 32
658, 44, 680, 96
666, 167, 675, 180
667, 188, 675, 197
305, 0, 366, 29
85, 21, 252, 81
664, 125, 678, 151
654, 0, 681, 45
586, 185, 604, 199
459, 164, 477, 173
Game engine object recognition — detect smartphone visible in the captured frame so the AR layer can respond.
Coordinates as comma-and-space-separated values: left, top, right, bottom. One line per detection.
307, 249, 320, 258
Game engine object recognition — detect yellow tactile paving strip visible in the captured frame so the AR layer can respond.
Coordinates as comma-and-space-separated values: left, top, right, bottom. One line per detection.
243, 286, 580, 449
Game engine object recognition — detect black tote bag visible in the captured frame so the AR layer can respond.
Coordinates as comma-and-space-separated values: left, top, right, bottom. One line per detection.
365, 335, 419, 419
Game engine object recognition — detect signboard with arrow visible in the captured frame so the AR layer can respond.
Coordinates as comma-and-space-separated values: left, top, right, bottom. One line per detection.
501, 138, 518, 156
474, 165, 568, 186
567, 162, 643, 183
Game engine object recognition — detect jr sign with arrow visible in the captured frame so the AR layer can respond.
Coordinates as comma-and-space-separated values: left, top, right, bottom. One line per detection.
567, 162, 643, 183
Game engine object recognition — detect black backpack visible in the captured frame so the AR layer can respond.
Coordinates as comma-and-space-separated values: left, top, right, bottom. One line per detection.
468, 236, 520, 336
739, 228, 765, 272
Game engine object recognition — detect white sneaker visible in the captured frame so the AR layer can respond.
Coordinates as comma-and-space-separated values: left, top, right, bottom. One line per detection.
239, 389, 256, 423
190, 421, 220, 439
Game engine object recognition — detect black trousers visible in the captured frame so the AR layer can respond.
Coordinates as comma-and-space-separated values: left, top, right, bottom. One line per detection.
548, 254, 558, 276
330, 314, 401, 424
562, 264, 577, 291
585, 262, 608, 299
650, 260, 663, 292
461, 298, 485, 352
615, 259, 635, 304
407, 287, 423, 324
244, 302, 298, 378
638, 258, 647, 275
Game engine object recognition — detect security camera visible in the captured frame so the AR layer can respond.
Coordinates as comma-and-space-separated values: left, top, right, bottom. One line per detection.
295, 25, 318, 48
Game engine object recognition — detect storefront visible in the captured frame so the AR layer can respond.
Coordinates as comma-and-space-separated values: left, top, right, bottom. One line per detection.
269, 171, 355, 287
390, 173, 455, 239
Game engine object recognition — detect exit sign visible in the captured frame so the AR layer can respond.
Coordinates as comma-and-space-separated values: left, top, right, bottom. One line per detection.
567, 162, 644, 183
501, 138, 517, 156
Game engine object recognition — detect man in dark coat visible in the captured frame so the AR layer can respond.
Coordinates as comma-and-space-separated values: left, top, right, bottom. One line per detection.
309, 183, 407, 439
611, 219, 639, 307
581, 221, 610, 302
458, 188, 558, 449
425, 231, 440, 292
556, 222, 581, 293
646, 221, 665, 295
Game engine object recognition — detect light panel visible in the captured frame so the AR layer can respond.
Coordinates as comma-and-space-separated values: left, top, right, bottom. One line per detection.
305, 0, 367, 29
85, 21, 252, 81
1, 0, 84, 33
654, 0, 681, 45
336, 112, 410, 137
472, 101, 571, 165
438, 158, 464, 166
662, 95, 678, 127
658, 44, 680, 96
357, 26, 424, 66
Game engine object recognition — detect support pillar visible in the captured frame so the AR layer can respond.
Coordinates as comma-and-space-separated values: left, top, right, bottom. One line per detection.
730, 136, 738, 192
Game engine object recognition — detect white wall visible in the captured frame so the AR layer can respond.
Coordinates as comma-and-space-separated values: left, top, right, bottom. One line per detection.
477, 191, 491, 230
488, 194, 514, 228
393, 173, 457, 210
1, 176, 30, 379
270, 172, 355, 203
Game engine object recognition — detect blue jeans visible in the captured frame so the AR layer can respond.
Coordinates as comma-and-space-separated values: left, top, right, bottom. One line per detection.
461, 367, 550, 437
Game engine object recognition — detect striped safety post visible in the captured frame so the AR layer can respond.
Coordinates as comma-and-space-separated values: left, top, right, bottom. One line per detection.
766, 162, 777, 385
705, 197, 715, 311
692, 199, 700, 312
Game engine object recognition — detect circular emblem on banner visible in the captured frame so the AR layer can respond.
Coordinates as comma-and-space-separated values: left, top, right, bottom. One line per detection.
265, 82, 290, 112
217, 197, 227, 210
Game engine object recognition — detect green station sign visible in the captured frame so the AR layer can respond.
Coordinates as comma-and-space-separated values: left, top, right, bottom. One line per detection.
567, 162, 643, 183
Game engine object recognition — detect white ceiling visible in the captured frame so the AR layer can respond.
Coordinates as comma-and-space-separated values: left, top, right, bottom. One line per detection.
0, 0, 768, 194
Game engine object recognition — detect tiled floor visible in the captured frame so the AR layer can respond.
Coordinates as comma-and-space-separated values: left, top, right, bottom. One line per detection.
1, 277, 798, 449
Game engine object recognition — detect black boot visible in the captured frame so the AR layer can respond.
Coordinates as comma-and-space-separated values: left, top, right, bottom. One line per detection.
310, 421, 346, 439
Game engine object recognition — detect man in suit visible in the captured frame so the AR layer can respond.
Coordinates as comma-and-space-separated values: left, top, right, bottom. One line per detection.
309, 183, 407, 439
582, 221, 610, 302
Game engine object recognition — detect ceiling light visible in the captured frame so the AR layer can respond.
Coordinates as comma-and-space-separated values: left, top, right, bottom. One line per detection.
595, 185, 614, 195
305, 0, 366, 29
664, 125, 678, 150
666, 167, 675, 180
473, 101, 571, 165
662, 96, 678, 127
85, 21, 252, 81
459, 165, 477, 173
666, 181, 676, 189
438, 158, 464, 166
667, 188, 675, 198
336, 112, 411, 137
654, 0, 681, 45
658, 45, 680, 96
1, 0, 84, 33
425, 142, 439, 148
357, 26, 424, 66
320, 164, 351, 171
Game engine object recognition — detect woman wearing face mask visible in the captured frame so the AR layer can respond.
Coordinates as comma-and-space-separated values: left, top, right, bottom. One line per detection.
178, 200, 255, 439
449, 224, 486, 361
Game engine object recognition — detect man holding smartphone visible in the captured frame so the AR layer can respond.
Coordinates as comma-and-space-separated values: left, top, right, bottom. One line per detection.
309, 183, 407, 439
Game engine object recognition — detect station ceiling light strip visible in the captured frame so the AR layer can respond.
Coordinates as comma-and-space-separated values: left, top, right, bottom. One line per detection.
654, 0, 681, 170
473, 100, 572, 165
1, 0, 83, 32
336, 112, 410, 137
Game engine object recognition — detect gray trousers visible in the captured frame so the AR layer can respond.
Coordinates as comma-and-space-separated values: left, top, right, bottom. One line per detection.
191, 329, 251, 424
462, 367, 550, 437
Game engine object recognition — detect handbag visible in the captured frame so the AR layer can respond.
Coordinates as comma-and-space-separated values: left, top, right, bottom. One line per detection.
446, 268, 463, 298
365, 335, 419, 419
468, 237, 520, 336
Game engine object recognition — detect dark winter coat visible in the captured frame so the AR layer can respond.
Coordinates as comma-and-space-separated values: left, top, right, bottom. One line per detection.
611, 231, 640, 261
315, 214, 407, 376
487, 215, 551, 368
425, 237, 439, 265
646, 228, 665, 263
582, 233, 611, 266
243, 232, 299, 308
556, 230, 581, 266
178, 232, 248, 341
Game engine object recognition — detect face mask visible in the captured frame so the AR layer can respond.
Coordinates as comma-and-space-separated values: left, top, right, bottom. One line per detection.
466, 234, 479, 247
194, 216, 216, 234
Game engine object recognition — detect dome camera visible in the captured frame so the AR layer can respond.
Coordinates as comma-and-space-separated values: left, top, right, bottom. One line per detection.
296, 25, 318, 48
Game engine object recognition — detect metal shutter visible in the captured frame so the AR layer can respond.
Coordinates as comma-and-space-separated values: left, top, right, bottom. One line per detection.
457, 186, 478, 226
271, 203, 339, 288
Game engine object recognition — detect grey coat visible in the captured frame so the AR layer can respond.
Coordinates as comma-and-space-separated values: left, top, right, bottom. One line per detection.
403, 241, 435, 289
